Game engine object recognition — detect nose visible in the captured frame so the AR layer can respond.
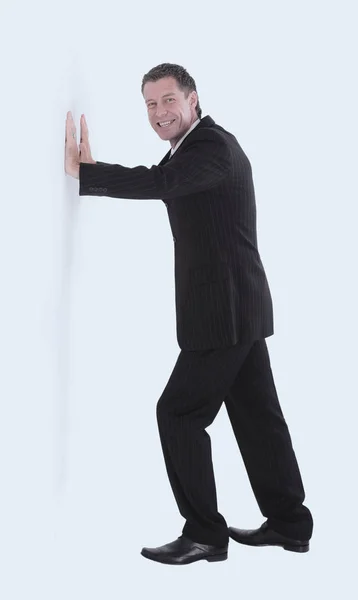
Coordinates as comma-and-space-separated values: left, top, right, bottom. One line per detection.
156, 109, 169, 119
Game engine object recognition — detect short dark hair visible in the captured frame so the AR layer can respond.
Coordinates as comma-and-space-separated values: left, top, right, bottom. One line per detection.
141, 63, 202, 119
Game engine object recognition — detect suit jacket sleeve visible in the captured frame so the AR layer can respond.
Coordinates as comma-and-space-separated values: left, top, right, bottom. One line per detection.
79, 129, 232, 200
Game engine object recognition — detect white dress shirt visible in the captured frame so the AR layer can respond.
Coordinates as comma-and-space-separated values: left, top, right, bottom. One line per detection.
169, 117, 202, 157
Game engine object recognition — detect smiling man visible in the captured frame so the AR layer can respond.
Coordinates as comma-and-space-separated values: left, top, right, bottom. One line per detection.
145, 78, 200, 151
65, 63, 313, 566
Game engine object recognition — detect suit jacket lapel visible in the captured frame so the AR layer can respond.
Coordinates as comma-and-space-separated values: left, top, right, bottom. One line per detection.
158, 149, 172, 166
157, 115, 215, 166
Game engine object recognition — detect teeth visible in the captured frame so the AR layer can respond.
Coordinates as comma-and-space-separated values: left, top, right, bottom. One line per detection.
159, 120, 174, 127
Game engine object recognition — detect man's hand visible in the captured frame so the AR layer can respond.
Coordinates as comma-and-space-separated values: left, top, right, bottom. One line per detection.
65, 111, 96, 179
79, 113, 96, 165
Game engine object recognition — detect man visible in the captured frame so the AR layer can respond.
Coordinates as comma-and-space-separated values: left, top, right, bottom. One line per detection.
65, 63, 313, 566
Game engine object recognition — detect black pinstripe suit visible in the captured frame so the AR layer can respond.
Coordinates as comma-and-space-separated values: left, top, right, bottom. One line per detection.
80, 115, 273, 351
79, 116, 313, 546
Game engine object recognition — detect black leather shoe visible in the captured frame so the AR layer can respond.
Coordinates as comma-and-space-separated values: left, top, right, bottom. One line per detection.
229, 520, 309, 553
141, 535, 228, 565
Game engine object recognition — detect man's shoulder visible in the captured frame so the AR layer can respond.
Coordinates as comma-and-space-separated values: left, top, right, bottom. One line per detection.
185, 123, 232, 149
190, 120, 237, 146
190, 121, 251, 171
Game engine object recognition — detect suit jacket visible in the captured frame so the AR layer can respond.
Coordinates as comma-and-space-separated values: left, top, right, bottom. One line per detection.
79, 115, 274, 350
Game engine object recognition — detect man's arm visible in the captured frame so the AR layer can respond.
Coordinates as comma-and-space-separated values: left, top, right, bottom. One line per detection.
79, 130, 232, 200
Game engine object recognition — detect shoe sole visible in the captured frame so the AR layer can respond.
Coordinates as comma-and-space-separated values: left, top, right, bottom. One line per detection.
229, 534, 309, 553
141, 550, 228, 564
206, 552, 228, 562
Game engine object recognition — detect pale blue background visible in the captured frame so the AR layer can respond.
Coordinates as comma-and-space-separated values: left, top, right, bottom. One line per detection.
0, 0, 357, 598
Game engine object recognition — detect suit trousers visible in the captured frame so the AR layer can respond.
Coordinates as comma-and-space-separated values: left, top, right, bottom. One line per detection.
156, 338, 313, 547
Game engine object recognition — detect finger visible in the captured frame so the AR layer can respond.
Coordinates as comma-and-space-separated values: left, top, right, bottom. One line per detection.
66, 111, 73, 141
80, 114, 89, 144
66, 111, 77, 144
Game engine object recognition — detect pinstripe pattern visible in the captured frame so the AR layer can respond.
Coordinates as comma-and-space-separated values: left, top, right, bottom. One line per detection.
79, 115, 274, 351
156, 338, 313, 546
79, 116, 313, 547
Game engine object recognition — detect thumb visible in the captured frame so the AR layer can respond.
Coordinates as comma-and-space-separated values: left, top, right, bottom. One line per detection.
79, 142, 95, 164
79, 142, 87, 160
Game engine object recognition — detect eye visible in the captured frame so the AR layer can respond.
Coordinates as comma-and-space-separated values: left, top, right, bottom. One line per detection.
147, 98, 174, 108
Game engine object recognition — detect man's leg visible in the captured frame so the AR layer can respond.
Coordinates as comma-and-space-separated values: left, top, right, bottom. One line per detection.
224, 338, 313, 540
156, 340, 253, 547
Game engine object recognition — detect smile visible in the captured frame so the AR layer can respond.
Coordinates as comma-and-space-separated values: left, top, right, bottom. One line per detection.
158, 120, 175, 127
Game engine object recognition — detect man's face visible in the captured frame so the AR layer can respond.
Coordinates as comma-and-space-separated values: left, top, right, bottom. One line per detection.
143, 77, 198, 148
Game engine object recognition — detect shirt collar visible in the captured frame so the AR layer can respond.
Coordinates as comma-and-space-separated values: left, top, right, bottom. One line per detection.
170, 117, 201, 156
